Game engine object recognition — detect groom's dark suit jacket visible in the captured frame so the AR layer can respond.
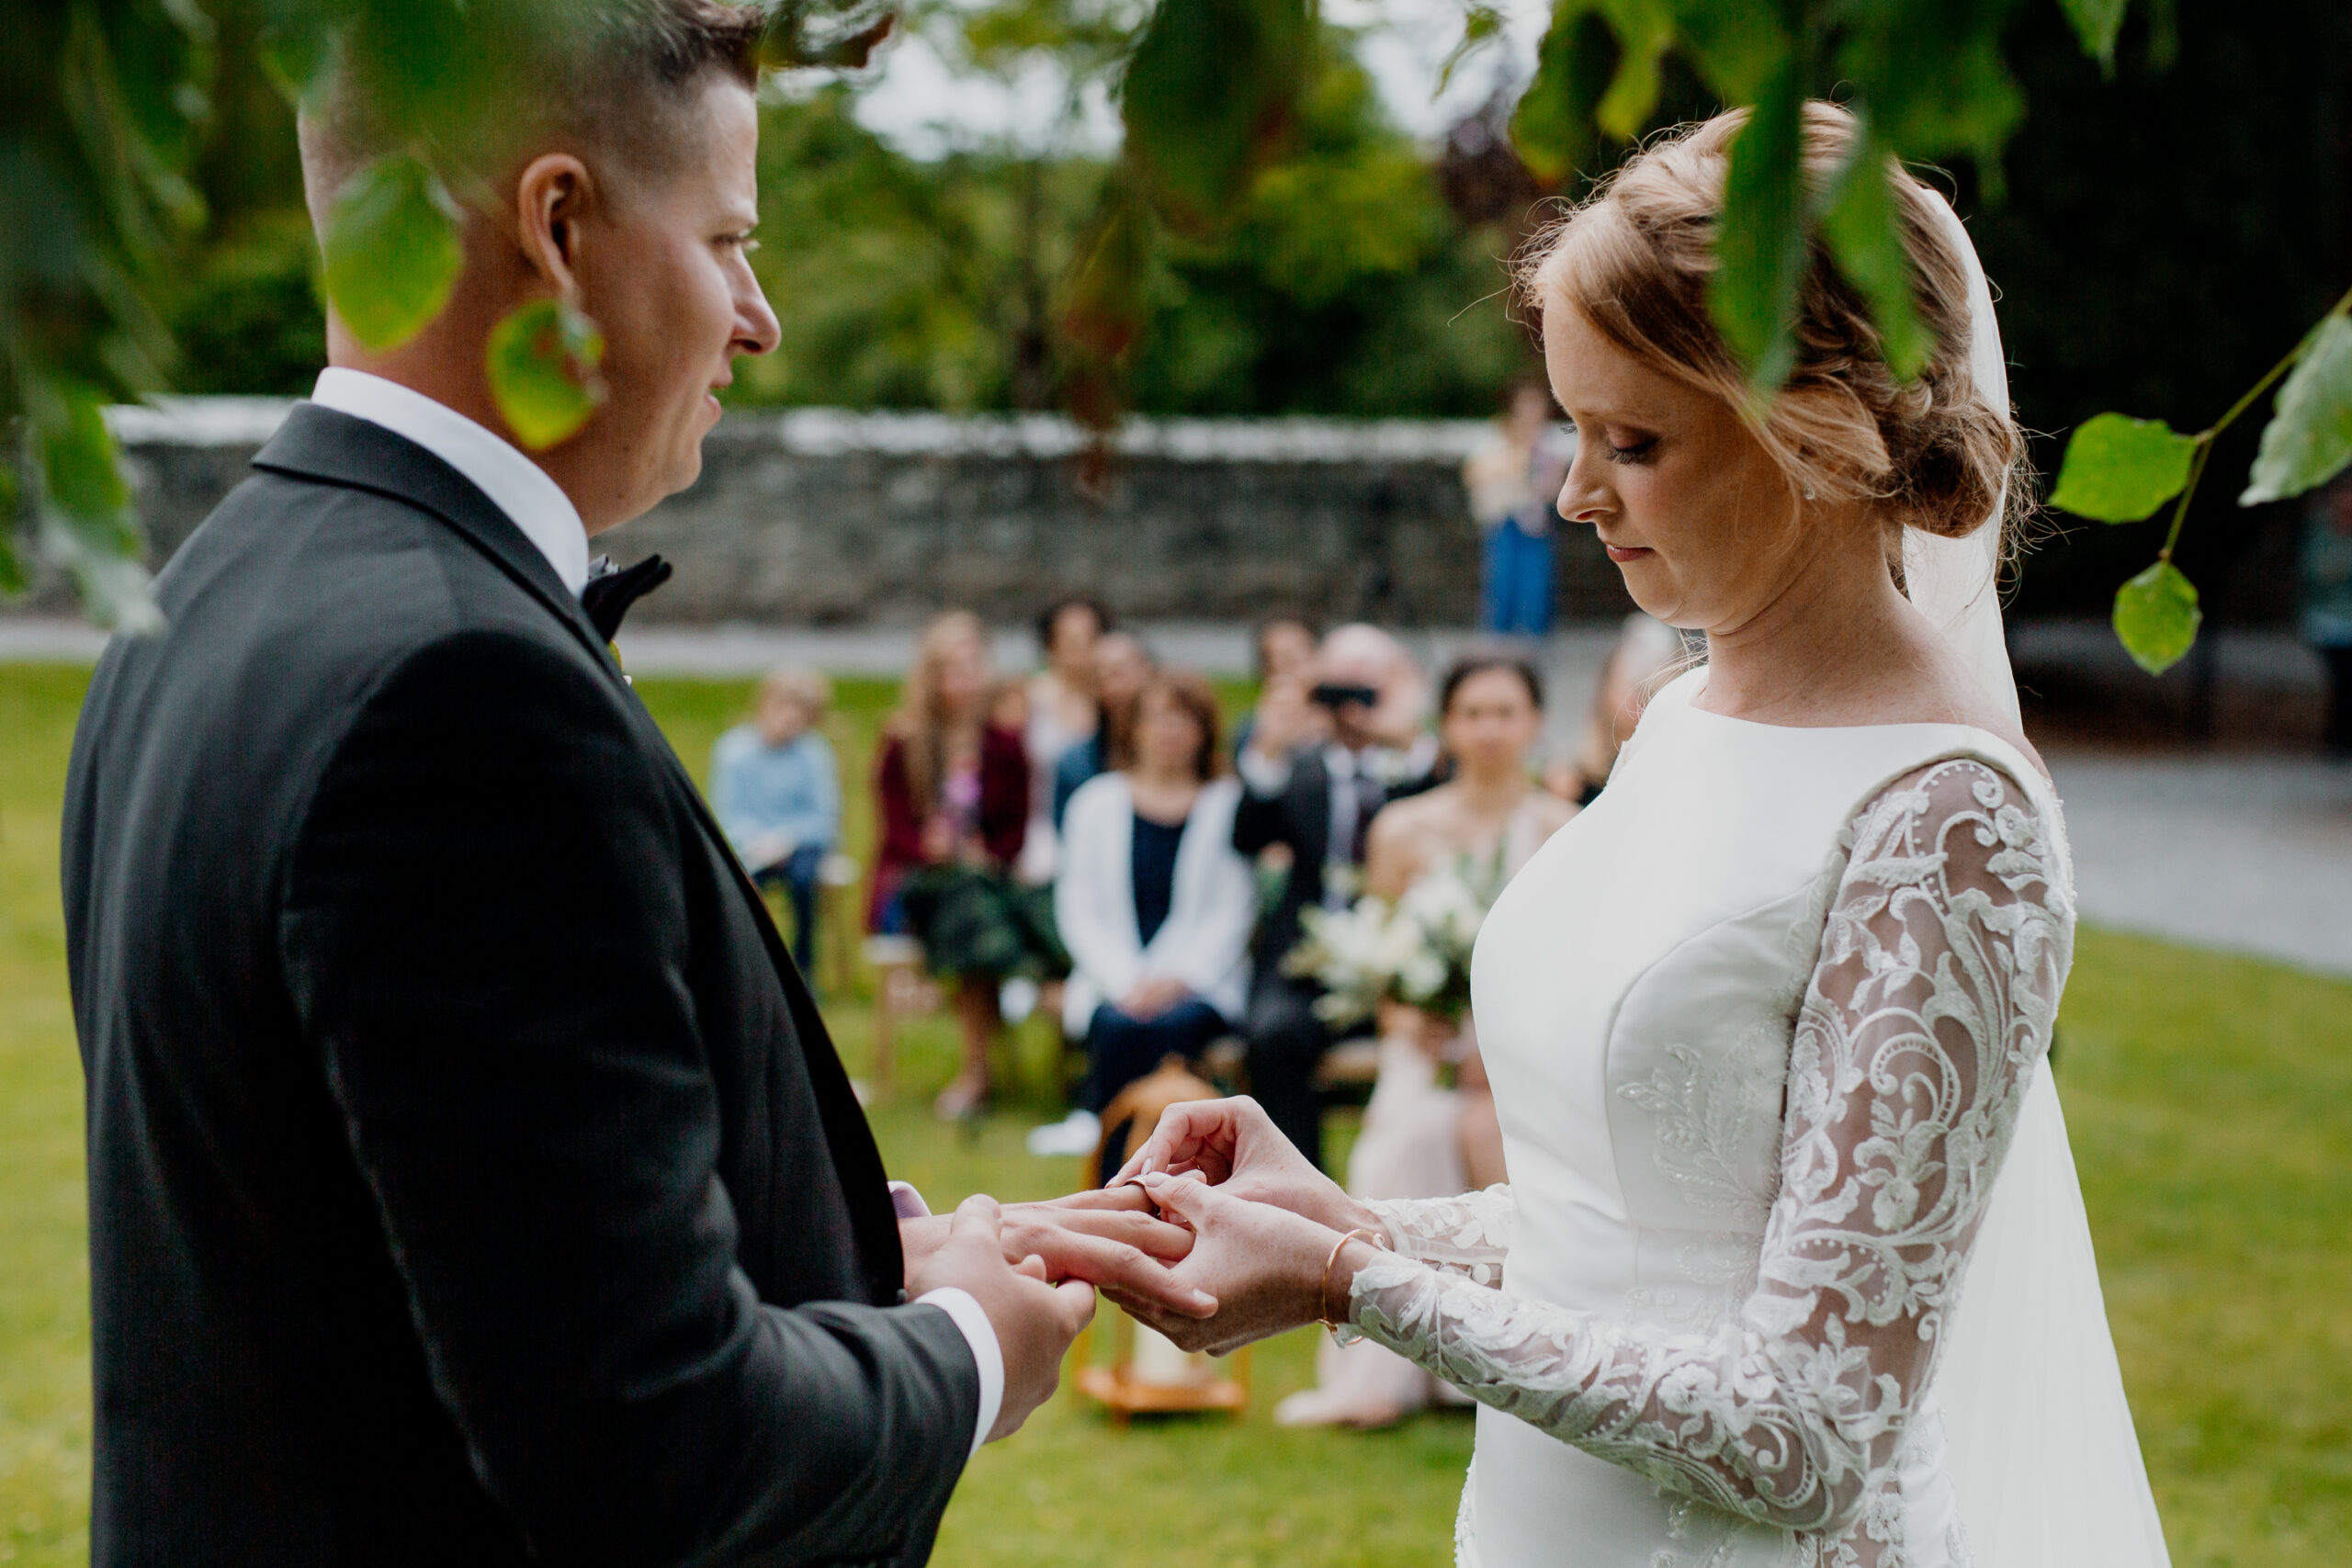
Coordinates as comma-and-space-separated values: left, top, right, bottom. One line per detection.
62, 405, 978, 1568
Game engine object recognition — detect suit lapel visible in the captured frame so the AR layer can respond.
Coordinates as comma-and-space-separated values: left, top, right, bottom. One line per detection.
253, 404, 619, 680
254, 402, 907, 1305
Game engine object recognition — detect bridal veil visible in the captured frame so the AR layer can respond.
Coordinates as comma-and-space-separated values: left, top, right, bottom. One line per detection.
1907, 194, 2174, 1568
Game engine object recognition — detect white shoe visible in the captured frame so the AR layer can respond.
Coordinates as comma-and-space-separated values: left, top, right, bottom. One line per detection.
1025, 1109, 1101, 1158
1272, 1387, 1409, 1429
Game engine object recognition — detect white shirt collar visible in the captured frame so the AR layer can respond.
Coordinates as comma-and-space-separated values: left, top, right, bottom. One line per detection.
309, 367, 591, 594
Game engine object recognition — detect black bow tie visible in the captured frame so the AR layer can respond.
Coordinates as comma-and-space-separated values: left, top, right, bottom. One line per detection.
580, 554, 673, 641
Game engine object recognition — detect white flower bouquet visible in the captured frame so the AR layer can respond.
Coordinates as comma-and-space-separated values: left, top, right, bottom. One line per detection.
1283, 848, 1509, 1028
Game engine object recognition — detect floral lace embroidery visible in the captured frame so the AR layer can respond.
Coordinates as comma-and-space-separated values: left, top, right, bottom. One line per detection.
1368, 1184, 1513, 1288
1349, 760, 2071, 1562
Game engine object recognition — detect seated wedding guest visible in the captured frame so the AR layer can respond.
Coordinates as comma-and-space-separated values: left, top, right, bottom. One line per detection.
710, 667, 840, 974
1030, 671, 1257, 1161
1050, 629, 1155, 829
1231, 613, 1320, 759
1233, 623, 1438, 1170
871, 612, 1065, 1119
1275, 654, 1574, 1428
1020, 595, 1109, 880
1544, 611, 1685, 804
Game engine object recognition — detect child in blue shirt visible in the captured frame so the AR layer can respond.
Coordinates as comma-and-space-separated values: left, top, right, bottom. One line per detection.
711, 668, 841, 974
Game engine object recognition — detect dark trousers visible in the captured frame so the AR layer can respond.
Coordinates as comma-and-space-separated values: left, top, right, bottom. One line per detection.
1083, 998, 1227, 1114
2324, 645, 2352, 755
1243, 972, 1338, 1171
753, 843, 826, 976
1086, 998, 1228, 1184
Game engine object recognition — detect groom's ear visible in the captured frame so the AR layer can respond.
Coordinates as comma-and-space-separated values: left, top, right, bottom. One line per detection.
513, 153, 595, 298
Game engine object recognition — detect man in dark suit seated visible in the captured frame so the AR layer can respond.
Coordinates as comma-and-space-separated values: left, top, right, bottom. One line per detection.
1232, 625, 1438, 1171
61, 8, 1207, 1565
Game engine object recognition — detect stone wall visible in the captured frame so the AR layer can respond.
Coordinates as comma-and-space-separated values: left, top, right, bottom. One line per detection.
34, 399, 1636, 627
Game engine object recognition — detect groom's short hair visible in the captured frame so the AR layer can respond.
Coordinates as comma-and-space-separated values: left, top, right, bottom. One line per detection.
299, 0, 764, 227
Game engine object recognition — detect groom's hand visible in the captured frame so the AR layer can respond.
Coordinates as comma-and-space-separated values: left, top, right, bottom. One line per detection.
910, 1196, 1095, 1442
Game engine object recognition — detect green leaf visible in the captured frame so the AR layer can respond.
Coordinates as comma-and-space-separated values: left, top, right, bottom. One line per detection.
322, 154, 464, 352
1510, 6, 1617, 186
2051, 413, 2199, 522
1706, 62, 1805, 397
258, 19, 331, 104
0, 462, 23, 596
2240, 314, 2352, 507
2059, 0, 2129, 70
40, 395, 132, 529
1819, 126, 1934, 382
1436, 6, 1507, 94
2112, 559, 2201, 675
1590, 0, 1675, 139
487, 299, 606, 451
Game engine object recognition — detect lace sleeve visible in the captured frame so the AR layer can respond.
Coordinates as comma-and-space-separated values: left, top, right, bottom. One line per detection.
1366, 1186, 1513, 1285
1346, 759, 2071, 1536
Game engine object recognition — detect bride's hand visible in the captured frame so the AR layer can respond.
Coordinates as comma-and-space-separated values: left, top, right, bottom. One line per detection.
1111, 1094, 1378, 1238
1118, 1172, 1342, 1355
900, 1186, 1216, 1320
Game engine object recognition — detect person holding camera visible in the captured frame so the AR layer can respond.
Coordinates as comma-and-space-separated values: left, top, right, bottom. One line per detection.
1231, 624, 1439, 1168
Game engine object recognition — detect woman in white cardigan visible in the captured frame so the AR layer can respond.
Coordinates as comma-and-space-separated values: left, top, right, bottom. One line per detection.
1035, 671, 1256, 1164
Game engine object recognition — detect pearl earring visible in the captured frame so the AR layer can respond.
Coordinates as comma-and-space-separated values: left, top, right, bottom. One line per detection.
1802, 480, 1817, 501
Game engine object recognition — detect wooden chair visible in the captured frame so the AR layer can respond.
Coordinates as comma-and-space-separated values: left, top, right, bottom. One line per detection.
1071, 1057, 1250, 1424
816, 852, 862, 997
859, 934, 937, 1100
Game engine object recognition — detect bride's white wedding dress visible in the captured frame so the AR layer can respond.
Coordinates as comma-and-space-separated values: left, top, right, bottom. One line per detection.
1346, 671, 2167, 1566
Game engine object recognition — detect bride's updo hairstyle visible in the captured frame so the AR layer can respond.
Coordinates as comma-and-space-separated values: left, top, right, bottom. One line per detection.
1521, 102, 2022, 550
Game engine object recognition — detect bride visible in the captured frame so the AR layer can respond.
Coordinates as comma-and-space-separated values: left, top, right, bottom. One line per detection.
1113, 102, 2172, 1568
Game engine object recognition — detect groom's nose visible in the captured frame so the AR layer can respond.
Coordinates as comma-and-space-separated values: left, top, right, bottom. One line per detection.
733, 271, 781, 359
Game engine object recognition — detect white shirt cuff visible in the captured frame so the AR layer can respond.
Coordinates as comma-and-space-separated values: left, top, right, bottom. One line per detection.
915, 1286, 1003, 1459
1237, 746, 1293, 795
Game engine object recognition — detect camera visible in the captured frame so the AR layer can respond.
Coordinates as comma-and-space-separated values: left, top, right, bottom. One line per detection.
1307, 682, 1380, 710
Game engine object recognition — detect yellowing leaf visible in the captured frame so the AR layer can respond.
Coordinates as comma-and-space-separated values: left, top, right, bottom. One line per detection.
2112, 559, 2201, 676
487, 299, 605, 451
322, 154, 463, 352
2051, 413, 2199, 522
2240, 314, 2352, 507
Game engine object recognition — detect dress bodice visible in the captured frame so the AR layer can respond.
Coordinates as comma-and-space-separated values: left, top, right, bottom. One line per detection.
1355, 670, 2077, 1568
1474, 674, 2052, 1330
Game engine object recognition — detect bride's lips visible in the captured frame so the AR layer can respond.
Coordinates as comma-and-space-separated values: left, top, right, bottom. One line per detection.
1603, 542, 1655, 563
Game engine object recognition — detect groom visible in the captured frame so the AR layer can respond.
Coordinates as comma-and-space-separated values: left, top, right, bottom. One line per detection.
62, 6, 1205, 1565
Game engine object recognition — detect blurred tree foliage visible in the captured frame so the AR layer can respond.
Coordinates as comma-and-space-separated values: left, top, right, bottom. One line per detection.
177, 33, 1533, 420
17, 0, 2352, 654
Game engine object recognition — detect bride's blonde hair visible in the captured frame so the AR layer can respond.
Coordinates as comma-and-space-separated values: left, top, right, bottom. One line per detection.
1519, 102, 2024, 554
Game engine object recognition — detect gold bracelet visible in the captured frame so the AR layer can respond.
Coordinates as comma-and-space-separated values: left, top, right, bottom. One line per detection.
1320, 1226, 1389, 1328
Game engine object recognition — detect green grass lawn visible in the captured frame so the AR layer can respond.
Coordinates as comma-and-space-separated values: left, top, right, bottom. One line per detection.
3, 661, 2347, 1567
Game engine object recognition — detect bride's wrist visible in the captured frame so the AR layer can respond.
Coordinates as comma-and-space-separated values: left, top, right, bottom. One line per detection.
1314, 1228, 1391, 1327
